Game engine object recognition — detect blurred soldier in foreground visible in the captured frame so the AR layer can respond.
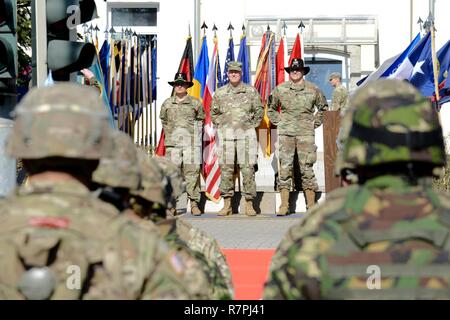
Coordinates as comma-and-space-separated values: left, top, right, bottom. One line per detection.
268, 58, 328, 215
93, 133, 209, 299
128, 153, 233, 299
160, 73, 205, 216
211, 61, 264, 216
328, 72, 349, 112
0, 84, 190, 300
263, 79, 450, 299
153, 156, 235, 299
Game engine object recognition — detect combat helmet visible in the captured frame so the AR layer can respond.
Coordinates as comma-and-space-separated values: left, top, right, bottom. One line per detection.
6, 83, 113, 160
92, 130, 140, 190
341, 79, 446, 172
153, 156, 186, 212
129, 150, 168, 208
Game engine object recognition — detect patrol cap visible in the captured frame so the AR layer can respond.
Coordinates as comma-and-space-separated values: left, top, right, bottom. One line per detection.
329, 72, 341, 81
227, 61, 242, 72
6, 83, 113, 160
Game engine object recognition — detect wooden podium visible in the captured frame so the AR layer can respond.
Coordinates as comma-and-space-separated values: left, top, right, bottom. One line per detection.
323, 111, 342, 193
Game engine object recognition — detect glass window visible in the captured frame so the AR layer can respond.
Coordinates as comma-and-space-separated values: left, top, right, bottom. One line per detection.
305, 58, 342, 101
112, 8, 157, 27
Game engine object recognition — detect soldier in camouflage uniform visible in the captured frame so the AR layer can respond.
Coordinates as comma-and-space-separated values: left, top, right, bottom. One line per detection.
131, 154, 235, 299
263, 79, 450, 299
153, 156, 186, 217
268, 58, 328, 215
160, 73, 205, 216
95, 137, 211, 300
0, 84, 191, 300
211, 61, 264, 216
328, 72, 349, 112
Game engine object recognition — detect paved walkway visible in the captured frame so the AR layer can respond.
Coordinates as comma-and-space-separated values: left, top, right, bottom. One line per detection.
182, 213, 305, 249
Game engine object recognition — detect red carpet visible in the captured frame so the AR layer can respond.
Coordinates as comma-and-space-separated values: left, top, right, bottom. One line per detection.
222, 249, 276, 300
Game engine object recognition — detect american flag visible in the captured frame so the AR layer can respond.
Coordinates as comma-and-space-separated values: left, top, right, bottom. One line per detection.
222, 37, 235, 85
202, 36, 222, 202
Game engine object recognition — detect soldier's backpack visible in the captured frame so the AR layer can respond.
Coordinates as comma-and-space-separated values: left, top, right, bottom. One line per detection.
0, 212, 129, 300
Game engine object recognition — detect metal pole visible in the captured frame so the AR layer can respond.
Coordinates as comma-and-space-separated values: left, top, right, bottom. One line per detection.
194, 0, 201, 61
429, 0, 435, 19
410, 0, 413, 41
0, 119, 16, 197
31, 0, 47, 88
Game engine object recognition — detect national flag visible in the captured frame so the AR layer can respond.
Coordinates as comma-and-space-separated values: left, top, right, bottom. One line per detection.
89, 52, 115, 128
175, 36, 194, 96
191, 37, 210, 100
99, 40, 110, 96
276, 36, 287, 85
157, 36, 195, 156
289, 33, 302, 64
222, 37, 235, 85
202, 36, 222, 202
254, 31, 276, 157
357, 33, 421, 86
151, 40, 157, 101
237, 34, 251, 84
410, 40, 450, 104
389, 32, 431, 80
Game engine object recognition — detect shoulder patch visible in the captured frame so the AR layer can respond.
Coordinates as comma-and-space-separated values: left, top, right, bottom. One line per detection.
169, 253, 186, 275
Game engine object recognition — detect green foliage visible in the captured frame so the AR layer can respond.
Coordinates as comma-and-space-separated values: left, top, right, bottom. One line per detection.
17, 0, 32, 86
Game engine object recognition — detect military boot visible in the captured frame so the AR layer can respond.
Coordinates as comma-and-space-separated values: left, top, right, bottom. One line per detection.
245, 199, 256, 216
277, 189, 290, 216
218, 197, 232, 216
190, 200, 202, 216
305, 189, 316, 210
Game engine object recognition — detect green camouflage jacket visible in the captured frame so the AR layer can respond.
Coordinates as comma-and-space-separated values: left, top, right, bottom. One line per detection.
268, 80, 328, 136
160, 95, 205, 147
264, 175, 450, 299
211, 82, 263, 136
176, 219, 235, 299
331, 84, 349, 112
0, 179, 192, 300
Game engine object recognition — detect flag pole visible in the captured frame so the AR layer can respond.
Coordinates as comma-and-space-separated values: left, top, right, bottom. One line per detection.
152, 36, 158, 155
430, 19, 440, 104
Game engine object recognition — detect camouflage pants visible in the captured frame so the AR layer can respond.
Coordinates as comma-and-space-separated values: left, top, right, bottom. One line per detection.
218, 139, 257, 200
166, 146, 201, 202
278, 135, 319, 191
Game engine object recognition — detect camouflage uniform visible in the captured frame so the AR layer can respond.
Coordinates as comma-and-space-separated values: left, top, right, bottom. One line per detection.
263, 79, 450, 299
160, 94, 204, 205
0, 84, 191, 300
268, 72, 328, 211
153, 155, 186, 216
211, 61, 264, 215
176, 219, 234, 299
331, 84, 349, 112
130, 153, 233, 299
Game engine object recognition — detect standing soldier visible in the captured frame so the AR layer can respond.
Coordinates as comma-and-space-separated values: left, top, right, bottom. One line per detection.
0, 84, 191, 300
160, 73, 205, 216
211, 61, 264, 216
263, 79, 450, 299
268, 58, 328, 215
328, 72, 349, 112
93, 133, 211, 300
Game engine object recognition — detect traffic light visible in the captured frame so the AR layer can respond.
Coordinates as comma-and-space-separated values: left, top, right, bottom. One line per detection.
46, 0, 97, 81
0, 0, 17, 95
